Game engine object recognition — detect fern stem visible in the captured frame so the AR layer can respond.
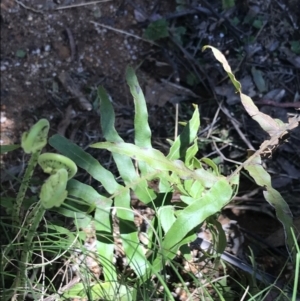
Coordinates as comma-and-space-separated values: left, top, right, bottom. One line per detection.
12, 150, 41, 231
17, 201, 46, 301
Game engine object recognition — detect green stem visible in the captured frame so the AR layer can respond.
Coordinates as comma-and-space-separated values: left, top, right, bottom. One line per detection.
12, 150, 41, 231
16, 201, 46, 301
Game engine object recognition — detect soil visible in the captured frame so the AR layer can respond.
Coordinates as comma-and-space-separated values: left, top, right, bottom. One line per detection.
0, 0, 176, 146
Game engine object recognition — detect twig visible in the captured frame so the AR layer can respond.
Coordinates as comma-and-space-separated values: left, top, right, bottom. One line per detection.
65, 27, 76, 62
14, 0, 44, 14
195, 0, 245, 39
219, 104, 255, 150
90, 21, 158, 46
212, 140, 242, 165
206, 100, 222, 139
255, 100, 300, 109
41, 276, 81, 301
55, 0, 111, 10
58, 71, 92, 111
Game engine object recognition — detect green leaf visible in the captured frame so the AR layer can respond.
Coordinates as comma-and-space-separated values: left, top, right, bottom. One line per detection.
0, 144, 20, 154
98, 86, 124, 143
15, 49, 26, 58
252, 18, 263, 29
168, 104, 200, 161
185, 139, 200, 168
201, 157, 219, 175
62, 281, 134, 301
67, 179, 103, 207
115, 190, 149, 277
290, 40, 300, 54
222, 0, 235, 9
245, 156, 294, 255
189, 180, 204, 199
91, 141, 222, 188
126, 66, 154, 176
152, 179, 232, 271
49, 134, 120, 194
251, 66, 267, 93
98, 85, 154, 197
143, 19, 169, 41
158, 206, 176, 233
52, 206, 92, 229
172, 26, 186, 45
67, 179, 116, 281
98, 85, 155, 278
186, 72, 199, 86
126, 67, 152, 149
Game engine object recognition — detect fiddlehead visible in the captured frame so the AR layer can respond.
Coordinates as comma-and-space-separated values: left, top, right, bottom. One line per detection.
14, 155, 77, 301
21, 118, 50, 154
38, 152, 78, 179
13, 119, 50, 229
39, 168, 69, 209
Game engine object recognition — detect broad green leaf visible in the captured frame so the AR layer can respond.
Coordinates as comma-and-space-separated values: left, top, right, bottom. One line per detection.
180, 195, 199, 205
53, 206, 92, 229
212, 219, 227, 255
91, 141, 222, 187
126, 67, 152, 149
67, 179, 116, 281
183, 178, 194, 195
168, 104, 200, 160
96, 240, 116, 282
0, 144, 20, 154
126, 66, 154, 177
67, 179, 101, 206
98, 86, 123, 143
245, 155, 294, 254
98, 85, 156, 204
152, 179, 232, 271
189, 180, 204, 199
201, 157, 219, 175
49, 134, 120, 194
158, 206, 176, 233
115, 190, 149, 277
185, 139, 200, 168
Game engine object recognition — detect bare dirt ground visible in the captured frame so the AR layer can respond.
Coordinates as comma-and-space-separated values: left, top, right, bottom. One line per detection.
1, 0, 176, 146
1, 0, 300, 298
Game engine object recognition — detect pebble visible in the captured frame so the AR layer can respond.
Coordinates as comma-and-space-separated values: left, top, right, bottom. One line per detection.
44, 45, 51, 52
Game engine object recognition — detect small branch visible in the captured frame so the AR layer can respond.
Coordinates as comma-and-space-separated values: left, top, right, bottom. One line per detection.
255, 100, 300, 108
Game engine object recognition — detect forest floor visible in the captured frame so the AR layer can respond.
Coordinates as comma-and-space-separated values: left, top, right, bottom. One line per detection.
1, 0, 300, 300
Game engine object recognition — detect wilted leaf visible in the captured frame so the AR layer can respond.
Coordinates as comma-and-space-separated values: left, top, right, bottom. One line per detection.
244, 155, 294, 254
203, 45, 300, 142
